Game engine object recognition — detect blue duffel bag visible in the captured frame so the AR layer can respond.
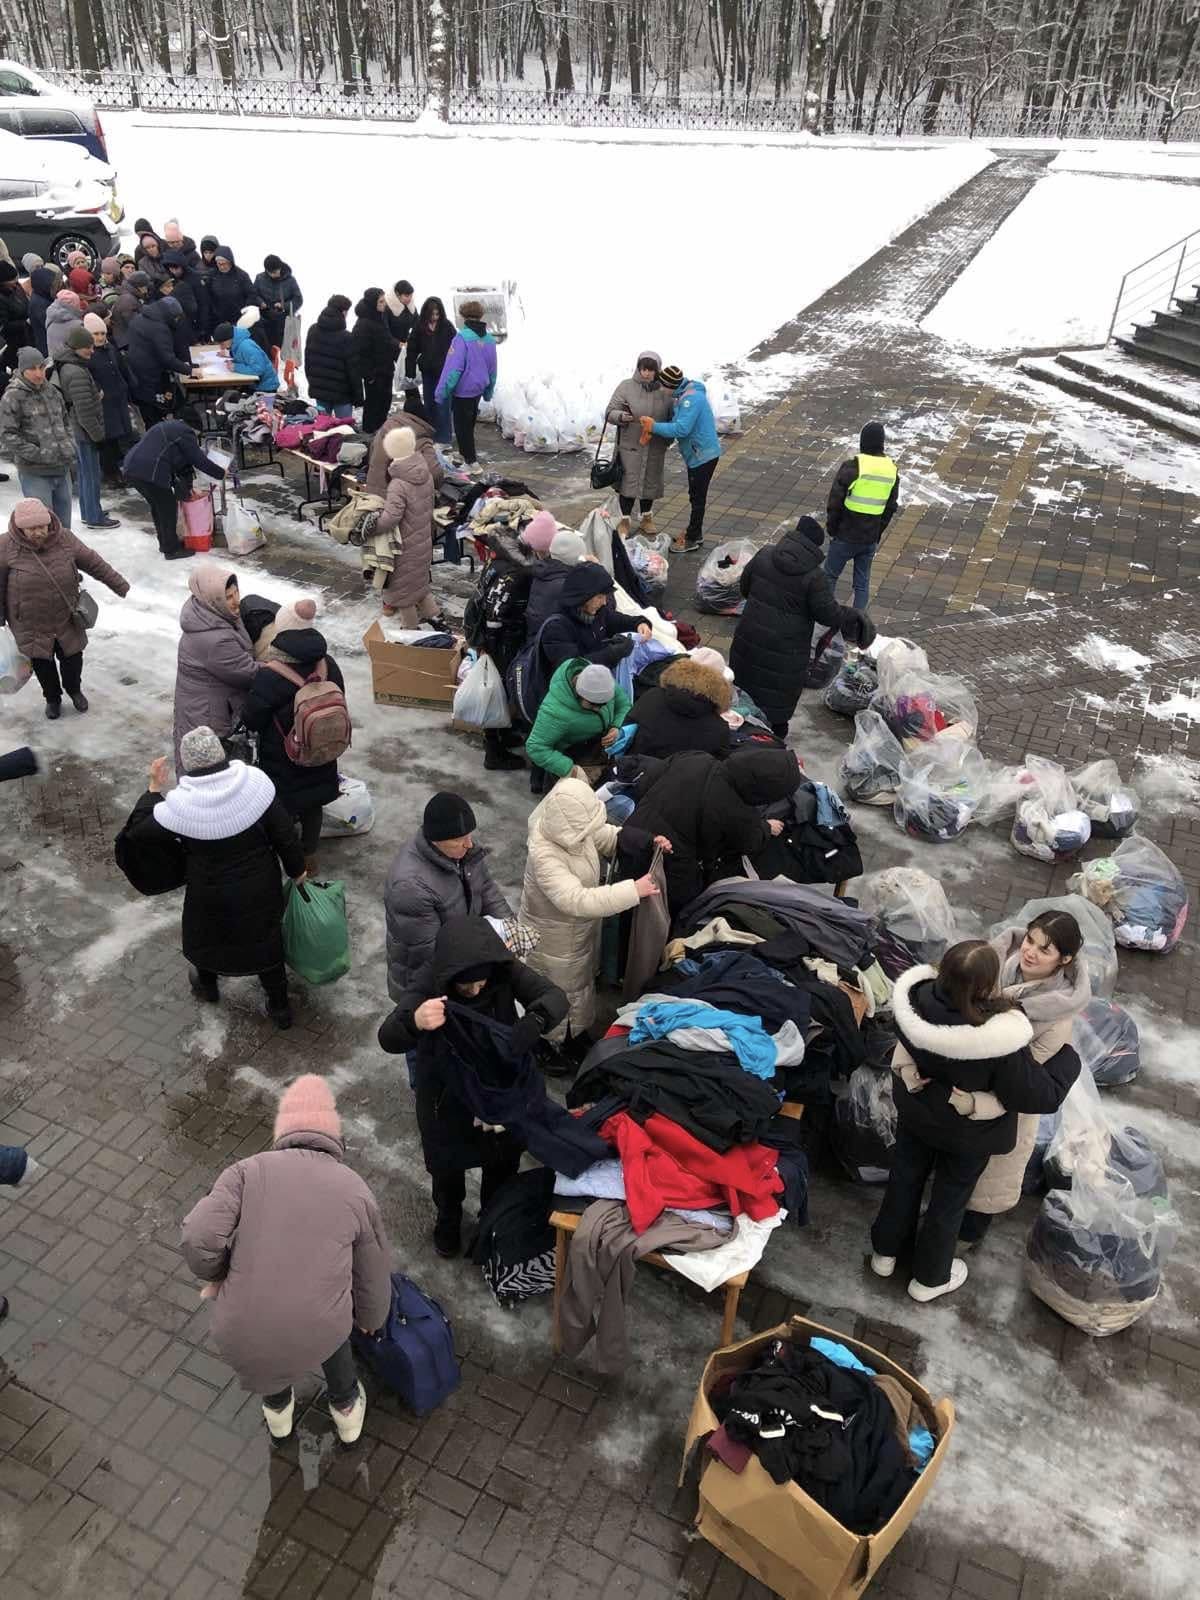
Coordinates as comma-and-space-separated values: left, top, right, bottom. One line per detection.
352, 1272, 460, 1416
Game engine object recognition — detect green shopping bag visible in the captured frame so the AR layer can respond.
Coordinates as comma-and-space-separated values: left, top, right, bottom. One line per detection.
282, 878, 351, 985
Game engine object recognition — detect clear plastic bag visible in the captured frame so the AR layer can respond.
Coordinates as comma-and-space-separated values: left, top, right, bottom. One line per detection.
805, 623, 846, 689
831, 1062, 896, 1183
1071, 759, 1139, 839
823, 653, 878, 718
991, 895, 1118, 999
893, 735, 987, 843
452, 652, 512, 730
1011, 756, 1091, 861
626, 533, 670, 605
839, 709, 905, 807
695, 538, 756, 616
858, 865, 961, 962
1069, 836, 1189, 953
1073, 997, 1140, 1088
871, 669, 978, 750
873, 639, 928, 696
0, 624, 31, 695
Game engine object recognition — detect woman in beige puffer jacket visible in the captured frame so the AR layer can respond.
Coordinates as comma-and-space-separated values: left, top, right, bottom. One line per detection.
376, 424, 442, 627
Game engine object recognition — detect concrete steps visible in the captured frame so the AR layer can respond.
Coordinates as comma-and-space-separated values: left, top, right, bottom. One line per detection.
1017, 350, 1200, 441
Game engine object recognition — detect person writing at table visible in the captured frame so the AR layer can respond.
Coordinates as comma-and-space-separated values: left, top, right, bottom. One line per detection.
212, 319, 280, 395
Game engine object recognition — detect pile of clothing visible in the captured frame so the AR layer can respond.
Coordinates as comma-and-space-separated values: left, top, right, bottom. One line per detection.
824, 653, 878, 717
839, 710, 905, 807
748, 779, 863, 887
831, 1022, 898, 1183
1069, 836, 1189, 953
1074, 997, 1140, 1088
1010, 757, 1091, 863
893, 736, 987, 843
705, 1335, 934, 1532
626, 532, 670, 606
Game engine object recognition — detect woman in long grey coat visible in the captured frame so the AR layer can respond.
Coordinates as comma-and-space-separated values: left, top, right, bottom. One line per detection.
604, 351, 673, 538
376, 424, 445, 628
172, 562, 256, 770
181, 1074, 393, 1444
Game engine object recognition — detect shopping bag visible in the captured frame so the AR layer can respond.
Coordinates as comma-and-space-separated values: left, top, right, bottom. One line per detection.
281, 313, 303, 366
282, 878, 351, 985
180, 490, 214, 552
0, 625, 31, 695
321, 775, 375, 837
453, 652, 511, 729
223, 497, 266, 556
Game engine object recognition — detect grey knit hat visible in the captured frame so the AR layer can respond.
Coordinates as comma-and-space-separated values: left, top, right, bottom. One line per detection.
16, 346, 44, 372
576, 663, 615, 703
549, 529, 585, 565
179, 727, 227, 774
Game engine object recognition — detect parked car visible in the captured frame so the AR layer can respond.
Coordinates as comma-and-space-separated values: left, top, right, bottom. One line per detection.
0, 137, 121, 270
0, 61, 107, 162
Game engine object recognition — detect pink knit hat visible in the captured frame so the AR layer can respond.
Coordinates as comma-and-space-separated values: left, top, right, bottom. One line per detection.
274, 1074, 342, 1143
273, 597, 317, 632
521, 510, 558, 553
83, 313, 107, 335
12, 498, 51, 530
56, 289, 83, 310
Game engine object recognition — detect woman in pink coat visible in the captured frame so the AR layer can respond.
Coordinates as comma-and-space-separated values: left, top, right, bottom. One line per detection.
375, 424, 446, 629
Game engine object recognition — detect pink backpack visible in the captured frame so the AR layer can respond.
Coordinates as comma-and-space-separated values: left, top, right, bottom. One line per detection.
265, 659, 352, 767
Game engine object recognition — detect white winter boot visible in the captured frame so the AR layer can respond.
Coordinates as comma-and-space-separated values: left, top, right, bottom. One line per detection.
870, 1253, 896, 1278
329, 1380, 367, 1444
262, 1392, 295, 1440
907, 1259, 969, 1302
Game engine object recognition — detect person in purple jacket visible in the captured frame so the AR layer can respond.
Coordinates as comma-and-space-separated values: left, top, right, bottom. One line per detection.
435, 299, 496, 472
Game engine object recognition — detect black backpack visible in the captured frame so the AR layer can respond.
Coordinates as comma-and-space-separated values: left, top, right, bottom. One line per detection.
504, 617, 556, 724
469, 1169, 557, 1308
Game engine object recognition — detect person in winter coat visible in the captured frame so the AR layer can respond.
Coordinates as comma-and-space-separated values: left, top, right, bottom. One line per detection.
123, 418, 226, 559
181, 1072, 391, 1442
95, 256, 123, 310
364, 394, 443, 497
110, 271, 149, 351
45, 290, 83, 360
0, 348, 76, 527
520, 778, 660, 1048
126, 296, 193, 427
872, 940, 1081, 1303
161, 219, 201, 270
27, 266, 57, 356
631, 655, 732, 760
240, 621, 347, 869
435, 299, 496, 470
65, 255, 94, 303
377, 916, 568, 1256
526, 659, 630, 796
0, 260, 32, 371
162, 250, 206, 348
385, 278, 416, 345
53, 327, 118, 530
304, 296, 360, 418
0, 1139, 41, 1320
172, 564, 256, 767
538, 562, 650, 675
83, 314, 135, 483
624, 745, 797, 910
134, 232, 169, 288
206, 246, 261, 333
825, 421, 900, 610
647, 365, 722, 554
121, 731, 307, 1027
731, 515, 876, 738
253, 255, 303, 354
405, 295, 454, 444
384, 792, 512, 1001
0, 497, 128, 717
605, 351, 673, 537
375, 424, 444, 627
350, 288, 401, 434
521, 513, 575, 640
226, 311, 280, 394
957, 911, 1090, 1246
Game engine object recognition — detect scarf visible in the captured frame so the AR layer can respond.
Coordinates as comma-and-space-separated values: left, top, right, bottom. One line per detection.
990, 926, 1092, 1025
152, 761, 276, 841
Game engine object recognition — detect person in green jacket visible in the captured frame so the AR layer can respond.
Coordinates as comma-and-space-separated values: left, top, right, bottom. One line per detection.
526, 659, 630, 796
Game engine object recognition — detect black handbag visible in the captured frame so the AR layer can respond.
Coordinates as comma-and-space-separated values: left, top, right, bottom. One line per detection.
590, 421, 624, 492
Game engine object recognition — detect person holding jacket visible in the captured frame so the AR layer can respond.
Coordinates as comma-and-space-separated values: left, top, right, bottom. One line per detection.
384, 792, 512, 1002
181, 1072, 391, 1443
83, 314, 135, 484
538, 563, 650, 675
377, 917, 567, 1257
631, 655, 732, 760
646, 364, 722, 554
0, 347, 76, 526
871, 940, 1081, 1303
351, 288, 401, 434
225, 311, 280, 394
172, 564, 256, 768
124, 417, 225, 560
731, 514, 876, 738
206, 246, 261, 333
606, 351, 673, 537
525, 658, 630, 796
405, 295, 454, 444
375, 424, 443, 628
435, 299, 496, 470
304, 295, 360, 418
253, 255, 302, 354
825, 421, 900, 610
0, 497, 128, 718
126, 296, 193, 427
53, 327, 118, 530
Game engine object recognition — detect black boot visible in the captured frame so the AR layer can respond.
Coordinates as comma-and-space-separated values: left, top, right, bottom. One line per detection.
268, 997, 293, 1030
432, 1212, 462, 1258
484, 733, 524, 771
44, 699, 61, 720
188, 968, 219, 1002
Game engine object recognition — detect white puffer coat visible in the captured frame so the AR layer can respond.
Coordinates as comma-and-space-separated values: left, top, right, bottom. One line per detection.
519, 779, 640, 1036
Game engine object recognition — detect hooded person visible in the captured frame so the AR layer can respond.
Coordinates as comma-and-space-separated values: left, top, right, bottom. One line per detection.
377, 916, 569, 1256
123, 417, 226, 559
162, 249, 207, 347
55, 326, 119, 530
125, 295, 193, 425
110, 270, 150, 351
303, 295, 360, 417
27, 266, 56, 356
525, 658, 630, 796
206, 245, 261, 331
364, 394, 443, 497
44, 289, 84, 360
384, 792, 513, 1001
0, 258, 32, 367
825, 421, 900, 611
119, 729, 307, 1026
0, 347, 76, 527
134, 231, 169, 287
648, 364, 722, 554
230, 306, 280, 393
536, 562, 651, 677
605, 350, 674, 536
252, 254, 303, 353
84, 312, 135, 481
434, 299, 496, 469
248, 594, 317, 661
351, 287, 401, 434
730, 513, 876, 737
630, 655, 733, 760
520, 512, 579, 641
172, 564, 257, 768
375, 424, 443, 627
180, 1071, 392, 1443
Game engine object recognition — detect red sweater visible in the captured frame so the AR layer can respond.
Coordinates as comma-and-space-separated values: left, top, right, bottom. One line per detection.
601, 1110, 782, 1234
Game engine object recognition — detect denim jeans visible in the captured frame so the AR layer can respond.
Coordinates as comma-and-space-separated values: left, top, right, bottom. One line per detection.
74, 434, 104, 524
825, 537, 876, 610
329, 403, 354, 420
18, 469, 72, 530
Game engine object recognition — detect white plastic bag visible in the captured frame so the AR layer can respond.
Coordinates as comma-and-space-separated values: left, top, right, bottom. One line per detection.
695, 538, 756, 615
858, 866, 962, 962
1071, 759, 1139, 839
839, 709, 905, 806
0, 624, 31, 695
321, 775, 375, 837
452, 652, 511, 730
873, 639, 928, 696
1069, 836, 1189, 953
223, 498, 266, 556
992, 895, 1118, 999
893, 735, 987, 842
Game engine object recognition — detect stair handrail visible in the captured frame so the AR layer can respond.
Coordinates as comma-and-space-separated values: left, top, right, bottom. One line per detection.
1108, 227, 1200, 342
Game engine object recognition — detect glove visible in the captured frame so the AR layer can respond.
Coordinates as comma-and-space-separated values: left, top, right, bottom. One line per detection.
508, 1012, 544, 1057
844, 610, 877, 649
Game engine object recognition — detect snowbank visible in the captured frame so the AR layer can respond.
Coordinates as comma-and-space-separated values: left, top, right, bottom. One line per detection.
1051, 145, 1200, 178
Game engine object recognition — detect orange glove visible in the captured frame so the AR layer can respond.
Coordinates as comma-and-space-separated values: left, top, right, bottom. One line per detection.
639, 417, 654, 446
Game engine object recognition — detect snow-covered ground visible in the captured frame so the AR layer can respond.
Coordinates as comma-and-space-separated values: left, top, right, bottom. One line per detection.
1051, 144, 1200, 178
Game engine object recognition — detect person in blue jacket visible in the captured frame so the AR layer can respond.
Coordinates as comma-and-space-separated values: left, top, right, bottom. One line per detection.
643, 364, 722, 554
217, 314, 280, 394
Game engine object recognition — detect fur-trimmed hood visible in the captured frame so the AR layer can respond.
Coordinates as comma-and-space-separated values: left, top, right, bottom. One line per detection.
659, 657, 733, 714
891, 965, 1033, 1060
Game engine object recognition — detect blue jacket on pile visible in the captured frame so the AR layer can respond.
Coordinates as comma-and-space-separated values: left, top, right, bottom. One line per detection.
230, 324, 280, 393
651, 377, 721, 470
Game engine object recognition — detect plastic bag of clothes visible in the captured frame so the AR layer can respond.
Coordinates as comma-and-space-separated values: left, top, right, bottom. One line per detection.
839, 709, 905, 807
805, 623, 846, 689
626, 533, 670, 606
1069, 836, 1189, 954
893, 736, 987, 843
1023, 1110, 1061, 1195
321, 775, 375, 838
871, 669, 978, 750
1070, 759, 1139, 840
695, 538, 756, 615
1010, 756, 1092, 863
832, 1059, 896, 1183
1042, 1070, 1164, 1195
1074, 997, 1140, 1088
992, 895, 1118, 999
823, 653, 878, 718
858, 866, 962, 963
873, 638, 928, 694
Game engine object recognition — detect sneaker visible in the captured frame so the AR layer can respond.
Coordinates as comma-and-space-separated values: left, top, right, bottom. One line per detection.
69, 691, 89, 714
164, 548, 195, 561
188, 968, 219, 1003
83, 516, 120, 530
870, 1253, 896, 1279
907, 1259, 969, 1303
432, 1216, 461, 1258
262, 1392, 295, 1440
329, 1381, 366, 1445
44, 700, 62, 720
670, 538, 704, 556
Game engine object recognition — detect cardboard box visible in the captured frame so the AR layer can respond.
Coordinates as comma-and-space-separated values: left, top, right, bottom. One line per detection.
680, 1316, 955, 1600
363, 623, 462, 708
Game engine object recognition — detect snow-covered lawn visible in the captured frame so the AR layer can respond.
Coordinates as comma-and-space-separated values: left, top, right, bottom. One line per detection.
1050, 143, 1200, 178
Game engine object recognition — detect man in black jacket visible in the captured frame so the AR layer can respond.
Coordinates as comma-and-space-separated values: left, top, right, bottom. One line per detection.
126, 298, 193, 428
825, 420, 900, 611
162, 251, 207, 347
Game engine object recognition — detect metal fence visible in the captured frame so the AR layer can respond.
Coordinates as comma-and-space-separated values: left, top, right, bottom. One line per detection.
40, 69, 1200, 141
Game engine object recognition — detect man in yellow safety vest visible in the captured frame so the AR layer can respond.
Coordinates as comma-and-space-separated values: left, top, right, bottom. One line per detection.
825, 420, 899, 609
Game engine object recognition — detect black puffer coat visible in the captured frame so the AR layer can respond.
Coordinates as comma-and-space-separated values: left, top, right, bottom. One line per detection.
28, 267, 55, 356
206, 252, 261, 330
525, 557, 573, 641
538, 563, 648, 671
626, 745, 801, 912
126, 298, 191, 404
89, 343, 135, 441
240, 628, 346, 818
631, 658, 732, 760
730, 521, 871, 727
467, 530, 536, 675
0, 281, 32, 366
350, 300, 401, 385
162, 253, 207, 346
404, 306, 455, 381
304, 306, 361, 410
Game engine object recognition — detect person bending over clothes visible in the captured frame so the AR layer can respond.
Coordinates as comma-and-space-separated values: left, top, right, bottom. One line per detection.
377, 917, 568, 1257
538, 563, 651, 673
631, 654, 732, 759
123, 417, 227, 560
525, 658, 630, 796
522, 515, 587, 640
871, 939, 1081, 1303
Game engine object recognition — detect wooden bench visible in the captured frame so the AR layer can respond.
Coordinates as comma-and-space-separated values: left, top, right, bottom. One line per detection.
550, 1102, 803, 1354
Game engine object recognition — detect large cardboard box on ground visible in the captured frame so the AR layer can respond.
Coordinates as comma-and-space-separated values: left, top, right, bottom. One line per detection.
363, 624, 462, 708
681, 1315, 955, 1600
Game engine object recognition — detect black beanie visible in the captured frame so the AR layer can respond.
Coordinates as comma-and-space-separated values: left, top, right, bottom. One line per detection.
423, 791, 477, 842
796, 514, 825, 545
860, 420, 886, 454
0, 260, 18, 284
212, 321, 235, 343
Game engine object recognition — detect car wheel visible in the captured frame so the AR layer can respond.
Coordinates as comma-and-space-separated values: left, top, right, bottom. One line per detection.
50, 234, 99, 272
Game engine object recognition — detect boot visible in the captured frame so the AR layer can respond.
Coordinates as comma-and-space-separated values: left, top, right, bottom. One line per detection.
433, 1212, 462, 1258
329, 1381, 367, 1445
484, 742, 524, 772
262, 1392, 295, 1441
268, 997, 293, 1031
44, 699, 61, 720
616, 516, 631, 538
189, 968, 219, 1003
638, 512, 656, 536
69, 691, 89, 714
